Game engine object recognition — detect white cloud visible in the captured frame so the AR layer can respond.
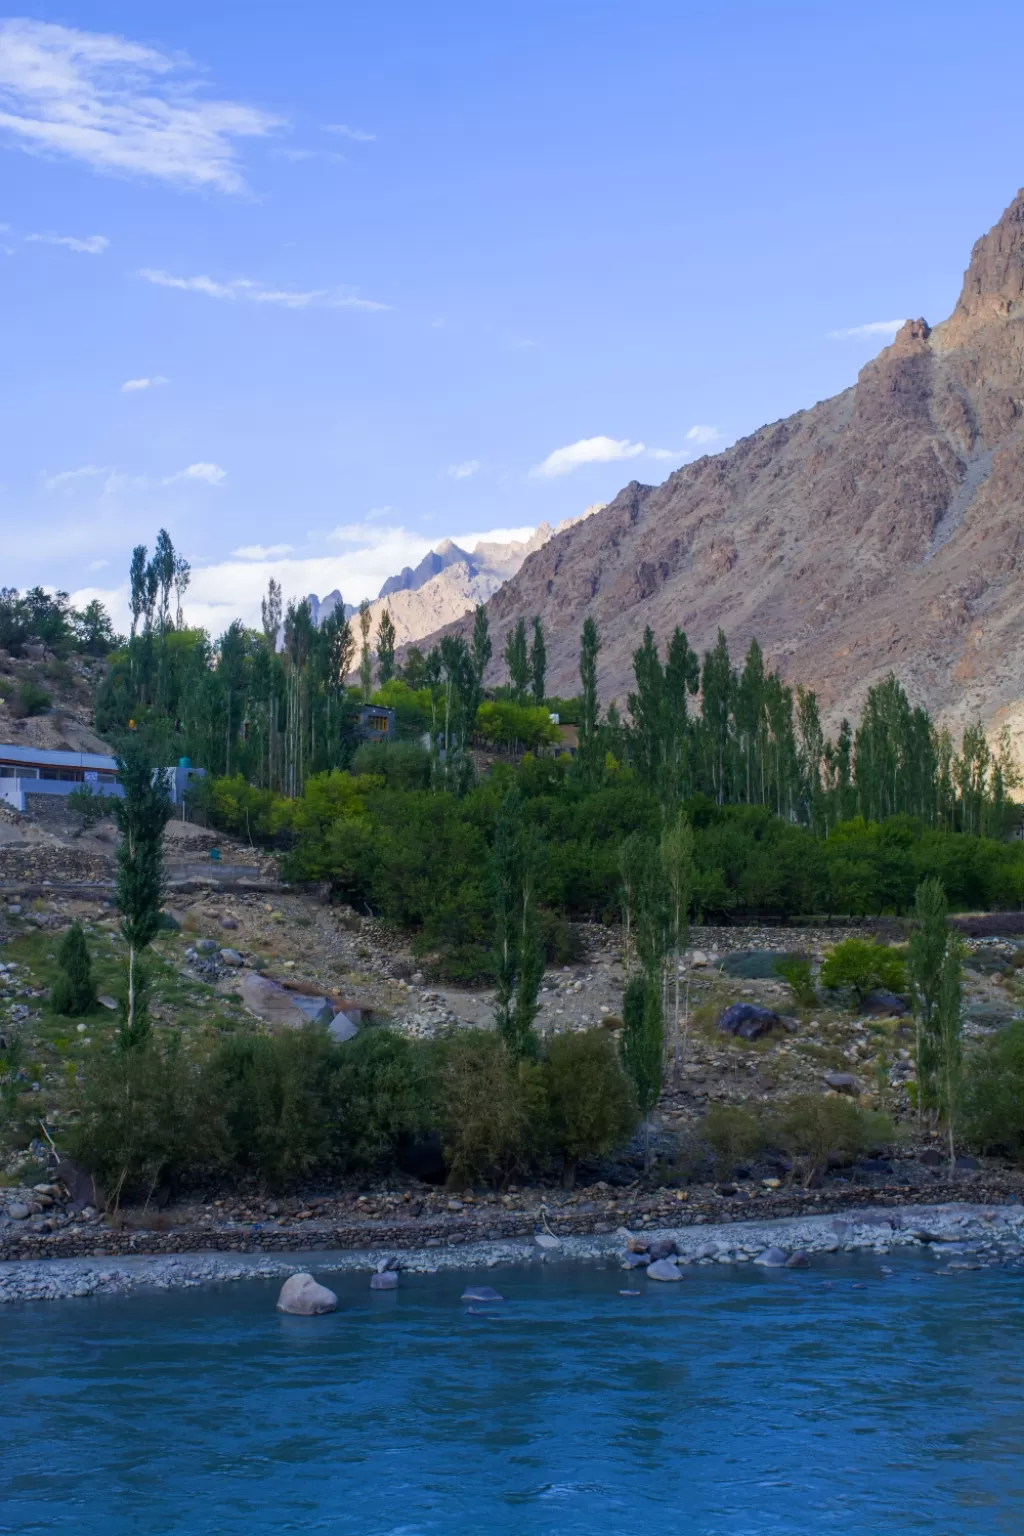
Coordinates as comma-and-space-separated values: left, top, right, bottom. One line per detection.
87, 558, 109, 571
165, 462, 226, 486
44, 464, 107, 491
121, 374, 168, 392
323, 123, 375, 141
26, 231, 107, 253
530, 435, 646, 478
232, 542, 293, 560
827, 319, 906, 341
648, 447, 684, 461
137, 267, 389, 311
0, 18, 282, 193
685, 425, 721, 446
273, 147, 317, 162
448, 459, 479, 480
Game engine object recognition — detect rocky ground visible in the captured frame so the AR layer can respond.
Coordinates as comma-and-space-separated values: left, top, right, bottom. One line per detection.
1, 1202, 1020, 1305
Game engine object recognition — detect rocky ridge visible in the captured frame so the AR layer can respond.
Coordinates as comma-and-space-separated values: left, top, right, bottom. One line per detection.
422, 189, 1024, 748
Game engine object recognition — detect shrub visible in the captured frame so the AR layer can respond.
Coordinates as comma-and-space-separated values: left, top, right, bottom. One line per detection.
67, 784, 108, 831
544, 1030, 637, 1186
68, 1037, 224, 1204
332, 1029, 424, 1171
699, 1103, 764, 1179
210, 1028, 338, 1189
428, 1030, 546, 1188
820, 937, 906, 1005
10, 680, 52, 718
962, 1019, 1024, 1163
774, 952, 817, 1008
350, 741, 431, 790
767, 1093, 892, 1186
50, 922, 96, 1016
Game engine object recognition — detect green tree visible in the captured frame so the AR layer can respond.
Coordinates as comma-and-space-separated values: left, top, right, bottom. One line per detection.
471, 604, 492, 681
820, 937, 906, 1006
577, 617, 602, 786
529, 617, 547, 705
544, 1030, 637, 1187
660, 811, 694, 1075
492, 787, 544, 1058
113, 741, 172, 1049
358, 600, 373, 699
504, 618, 530, 704
50, 922, 97, 1016
908, 877, 949, 1120
934, 936, 965, 1171
621, 973, 663, 1168
376, 608, 397, 686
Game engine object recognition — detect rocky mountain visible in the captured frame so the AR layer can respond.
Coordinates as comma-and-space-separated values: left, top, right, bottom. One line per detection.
307, 511, 601, 650
429, 189, 1024, 748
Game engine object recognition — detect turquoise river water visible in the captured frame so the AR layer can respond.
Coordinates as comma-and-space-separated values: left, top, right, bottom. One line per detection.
1, 1252, 1021, 1535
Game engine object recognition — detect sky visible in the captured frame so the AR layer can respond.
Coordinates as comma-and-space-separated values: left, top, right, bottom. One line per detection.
3, 0, 1024, 636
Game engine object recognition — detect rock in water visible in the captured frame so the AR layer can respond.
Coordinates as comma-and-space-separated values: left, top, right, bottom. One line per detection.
276, 1273, 338, 1315
534, 1233, 560, 1250
717, 1003, 788, 1040
462, 1286, 503, 1303
646, 1259, 683, 1282
785, 1250, 811, 1268
755, 1247, 788, 1268
370, 1271, 398, 1291
646, 1238, 678, 1261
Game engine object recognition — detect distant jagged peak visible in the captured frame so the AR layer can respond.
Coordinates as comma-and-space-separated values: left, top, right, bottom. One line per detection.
938, 186, 1024, 343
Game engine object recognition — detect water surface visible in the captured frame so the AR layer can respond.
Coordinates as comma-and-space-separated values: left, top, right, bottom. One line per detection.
1, 1253, 1021, 1535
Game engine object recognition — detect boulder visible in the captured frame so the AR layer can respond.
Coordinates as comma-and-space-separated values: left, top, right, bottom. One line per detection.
236, 972, 310, 1028
276, 1273, 338, 1315
195, 938, 219, 956
755, 1246, 788, 1267
717, 1003, 789, 1041
369, 1271, 398, 1290
219, 948, 244, 967
646, 1238, 678, 1262
622, 1252, 651, 1269
7, 1202, 29, 1221
329, 1011, 358, 1043
823, 1072, 860, 1095
290, 994, 334, 1026
220, 916, 238, 931
785, 1250, 811, 1268
862, 990, 908, 1017
646, 1259, 683, 1282
462, 1285, 503, 1302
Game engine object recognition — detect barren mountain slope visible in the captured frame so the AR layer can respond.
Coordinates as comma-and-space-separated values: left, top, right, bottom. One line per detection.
433, 189, 1024, 744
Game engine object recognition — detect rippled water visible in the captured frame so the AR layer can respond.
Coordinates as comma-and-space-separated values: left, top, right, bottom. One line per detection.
1, 1253, 1022, 1535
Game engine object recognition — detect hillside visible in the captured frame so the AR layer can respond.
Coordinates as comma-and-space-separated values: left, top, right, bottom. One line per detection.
431, 189, 1024, 745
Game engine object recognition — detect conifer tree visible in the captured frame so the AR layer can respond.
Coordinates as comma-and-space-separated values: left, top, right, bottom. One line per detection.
492, 787, 543, 1059
50, 922, 97, 1017
504, 618, 530, 704
471, 604, 492, 682
577, 617, 602, 786
113, 741, 172, 1050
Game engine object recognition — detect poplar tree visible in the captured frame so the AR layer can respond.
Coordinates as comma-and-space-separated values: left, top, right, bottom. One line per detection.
504, 618, 530, 704
621, 974, 663, 1169
358, 601, 373, 699
492, 787, 543, 1058
660, 812, 695, 1075
376, 609, 396, 686
908, 877, 949, 1121
577, 617, 602, 786
935, 938, 964, 1171
471, 604, 492, 682
529, 617, 547, 705
113, 741, 172, 1050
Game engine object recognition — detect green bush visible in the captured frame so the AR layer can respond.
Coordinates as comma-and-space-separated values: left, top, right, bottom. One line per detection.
68, 1037, 224, 1204
774, 952, 817, 1007
768, 1093, 892, 1186
50, 922, 97, 1016
210, 1028, 338, 1189
962, 1020, 1024, 1162
544, 1030, 637, 1186
67, 784, 109, 831
820, 937, 906, 1004
11, 680, 52, 718
333, 1029, 424, 1171
699, 1103, 764, 1179
350, 741, 432, 790
429, 1030, 546, 1188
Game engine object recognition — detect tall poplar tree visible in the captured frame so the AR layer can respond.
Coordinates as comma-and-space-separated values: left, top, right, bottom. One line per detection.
376, 609, 396, 686
577, 617, 602, 786
529, 617, 547, 705
113, 741, 172, 1050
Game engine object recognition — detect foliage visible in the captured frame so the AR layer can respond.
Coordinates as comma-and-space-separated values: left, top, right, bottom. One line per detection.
908, 877, 950, 1111
620, 974, 663, 1122
544, 1029, 637, 1185
475, 701, 560, 755
210, 1028, 338, 1190
50, 922, 97, 1017
773, 952, 817, 1008
11, 680, 52, 717
492, 787, 544, 1057
820, 937, 906, 1004
431, 1030, 546, 1188
699, 1103, 765, 1179
332, 1029, 423, 1171
768, 1094, 892, 1186
962, 1020, 1024, 1163
112, 740, 173, 1047
67, 784, 109, 830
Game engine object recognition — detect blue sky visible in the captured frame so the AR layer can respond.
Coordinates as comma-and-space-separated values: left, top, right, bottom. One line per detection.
3, 0, 1024, 634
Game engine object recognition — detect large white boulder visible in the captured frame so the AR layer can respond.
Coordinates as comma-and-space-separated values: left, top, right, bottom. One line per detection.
276, 1273, 338, 1315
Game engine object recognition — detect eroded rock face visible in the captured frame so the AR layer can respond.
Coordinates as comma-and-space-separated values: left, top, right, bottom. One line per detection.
276, 1273, 338, 1315
419, 188, 1024, 746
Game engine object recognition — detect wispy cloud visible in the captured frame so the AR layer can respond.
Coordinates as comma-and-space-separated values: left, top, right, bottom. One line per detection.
827, 319, 906, 341
232, 542, 292, 560
323, 122, 375, 142
272, 147, 317, 162
137, 267, 389, 311
87, 558, 109, 571
45, 460, 225, 492
121, 374, 168, 393
0, 19, 283, 193
648, 448, 683, 461
530, 435, 646, 478
44, 464, 107, 491
448, 459, 479, 480
26, 230, 107, 254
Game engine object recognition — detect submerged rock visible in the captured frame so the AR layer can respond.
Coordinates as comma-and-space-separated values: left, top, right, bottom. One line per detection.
369, 1271, 398, 1291
276, 1273, 338, 1315
462, 1286, 503, 1303
646, 1259, 683, 1282
785, 1250, 811, 1268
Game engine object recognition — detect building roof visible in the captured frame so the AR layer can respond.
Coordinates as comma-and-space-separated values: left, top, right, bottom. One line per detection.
0, 743, 118, 771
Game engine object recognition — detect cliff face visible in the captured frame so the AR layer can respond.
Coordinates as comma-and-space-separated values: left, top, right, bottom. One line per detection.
443, 190, 1024, 746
